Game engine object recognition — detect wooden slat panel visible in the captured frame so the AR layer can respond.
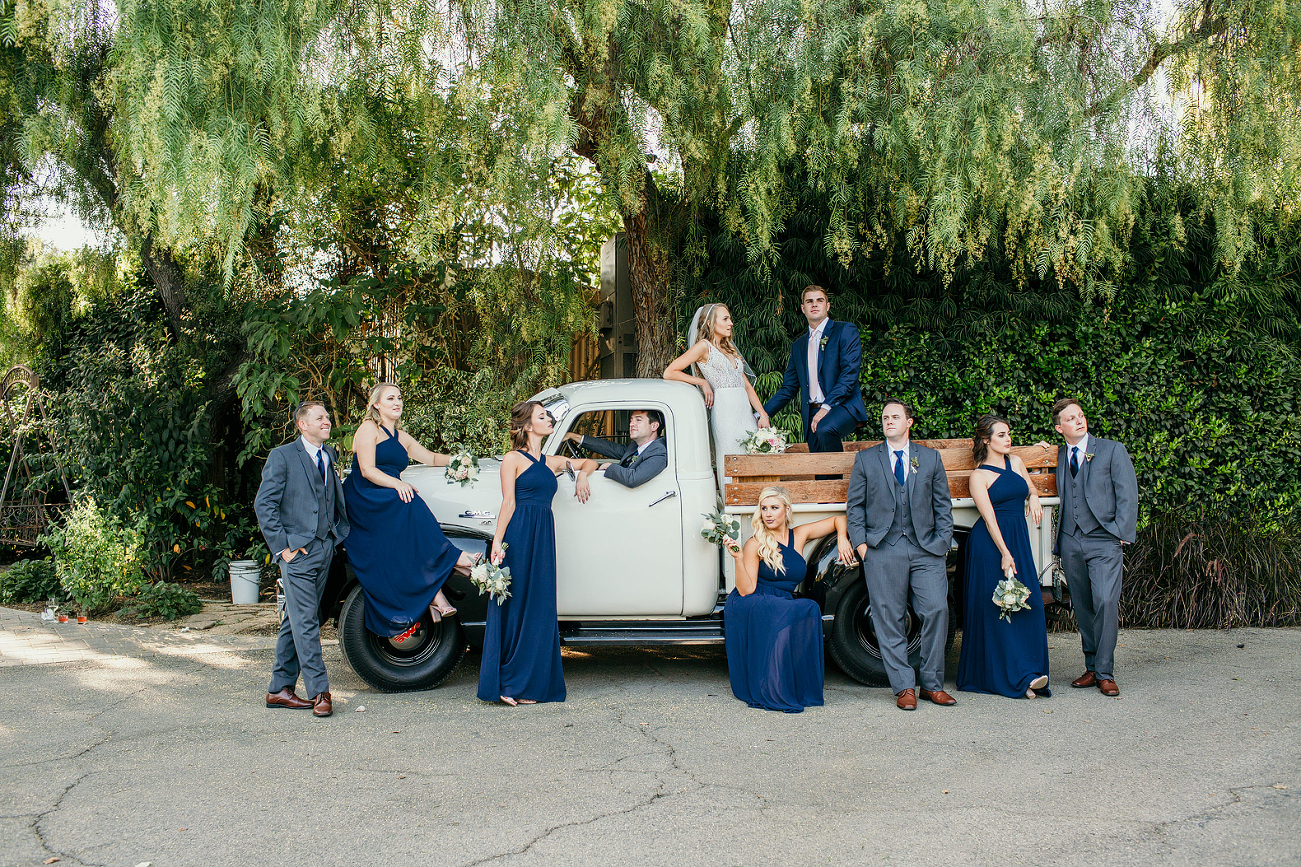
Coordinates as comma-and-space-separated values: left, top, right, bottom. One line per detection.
724, 466, 1057, 504
728, 445, 1057, 479
726, 481, 849, 506
725, 453, 853, 476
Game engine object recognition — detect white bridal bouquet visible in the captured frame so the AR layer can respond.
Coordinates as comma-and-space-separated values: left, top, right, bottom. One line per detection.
992, 573, 1032, 622
470, 548, 512, 605
700, 508, 742, 556
445, 447, 480, 487
738, 427, 788, 455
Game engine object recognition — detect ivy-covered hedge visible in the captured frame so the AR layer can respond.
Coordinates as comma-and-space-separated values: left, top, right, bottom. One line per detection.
847, 301, 1301, 525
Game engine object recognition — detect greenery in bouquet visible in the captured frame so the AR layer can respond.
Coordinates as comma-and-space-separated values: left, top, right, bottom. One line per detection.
992, 575, 1032, 622
700, 508, 742, 555
470, 546, 512, 604
445, 448, 481, 487
739, 428, 788, 455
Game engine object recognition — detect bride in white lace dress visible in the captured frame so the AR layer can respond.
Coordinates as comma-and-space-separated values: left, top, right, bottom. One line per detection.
664, 303, 770, 488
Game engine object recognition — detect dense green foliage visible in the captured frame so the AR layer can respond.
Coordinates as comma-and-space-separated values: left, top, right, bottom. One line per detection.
0, 557, 59, 604
41, 498, 146, 613
2, 0, 1299, 628
125, 581, 203, 620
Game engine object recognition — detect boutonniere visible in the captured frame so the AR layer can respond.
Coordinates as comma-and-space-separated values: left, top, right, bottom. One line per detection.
911, 457, 919, 471
1085, 453, 1095, 462
819, 336, 829, 350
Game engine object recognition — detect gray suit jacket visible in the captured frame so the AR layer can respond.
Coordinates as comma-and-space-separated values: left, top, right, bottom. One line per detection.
254, 439, 350, 560
846, 442, 954, 557
581, 435, 668, 488
1056, 436, 1138, 544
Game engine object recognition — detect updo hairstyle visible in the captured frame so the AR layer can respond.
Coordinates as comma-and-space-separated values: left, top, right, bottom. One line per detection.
509, 400, 544, 451
972, 413, 1011, 466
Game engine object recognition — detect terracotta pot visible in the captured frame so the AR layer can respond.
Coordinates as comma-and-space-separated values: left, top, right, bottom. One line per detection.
76, 615, 88, 624
56, 614, 69, 623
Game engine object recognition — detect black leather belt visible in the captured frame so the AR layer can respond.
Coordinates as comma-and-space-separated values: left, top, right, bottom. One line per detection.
809, 401, 822, 414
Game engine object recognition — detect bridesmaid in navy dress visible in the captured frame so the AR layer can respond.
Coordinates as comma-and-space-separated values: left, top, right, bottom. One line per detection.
343, 383, 477, 638
478, 401, 597, 706
724, 486, 856, 712
957, 415, 1052, 699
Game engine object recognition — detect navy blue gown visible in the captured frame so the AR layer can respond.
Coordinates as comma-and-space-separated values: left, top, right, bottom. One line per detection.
957, 457, 1052, 698
342, 426, 463, 637
724, 530, 824, 712
477, 450, 566, 703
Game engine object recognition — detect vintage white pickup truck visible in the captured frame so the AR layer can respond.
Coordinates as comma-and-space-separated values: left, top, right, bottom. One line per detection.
328, 379, 1061, 692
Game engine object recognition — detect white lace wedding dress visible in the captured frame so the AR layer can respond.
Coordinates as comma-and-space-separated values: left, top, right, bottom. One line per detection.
698, 341, 757, 489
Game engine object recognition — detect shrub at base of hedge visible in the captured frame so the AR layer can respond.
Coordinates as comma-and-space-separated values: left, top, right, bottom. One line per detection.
0, 558, 61, 604
127, 582, 203, 620
1122, 509, 1301, 629
42, 499, 146, 614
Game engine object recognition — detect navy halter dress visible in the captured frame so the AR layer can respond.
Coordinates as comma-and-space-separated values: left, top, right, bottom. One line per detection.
477, 450, 566, 703
724, 530, 825, 712
341, 426, 463, 637
956, 456, 1052, 698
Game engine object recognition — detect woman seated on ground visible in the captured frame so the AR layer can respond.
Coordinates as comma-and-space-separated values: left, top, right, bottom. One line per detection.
343, 383, 477, 640
724, 486, 856, 713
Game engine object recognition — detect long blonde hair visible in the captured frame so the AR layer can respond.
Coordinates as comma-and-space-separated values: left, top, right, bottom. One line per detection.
697, 303, 740, 360
365, 382, 400, 429
750, 486, 793, 574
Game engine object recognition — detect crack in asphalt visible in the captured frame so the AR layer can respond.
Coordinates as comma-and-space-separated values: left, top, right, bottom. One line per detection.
458, 708, 708, 866
30, 772, 92, 867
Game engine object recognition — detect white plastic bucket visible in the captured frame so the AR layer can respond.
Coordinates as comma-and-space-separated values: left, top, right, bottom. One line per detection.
229, 560, 261, 604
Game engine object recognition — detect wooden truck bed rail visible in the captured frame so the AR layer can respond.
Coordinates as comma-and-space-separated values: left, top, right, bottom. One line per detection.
723, 440, 1058, 506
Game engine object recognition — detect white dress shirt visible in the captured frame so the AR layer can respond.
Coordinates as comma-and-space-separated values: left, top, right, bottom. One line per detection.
890, 441, 911, 480
807, 319, 828, 404
1068, 433, 1091, 470
301, 436, 330, 479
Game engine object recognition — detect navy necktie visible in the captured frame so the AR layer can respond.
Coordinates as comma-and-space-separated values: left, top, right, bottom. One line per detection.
317, 450, 327, 482
894, 450, 906, 486
1070, 446, 1079, 478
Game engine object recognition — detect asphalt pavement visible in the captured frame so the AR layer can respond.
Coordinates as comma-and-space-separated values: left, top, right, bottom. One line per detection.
1, 607, 1298, 866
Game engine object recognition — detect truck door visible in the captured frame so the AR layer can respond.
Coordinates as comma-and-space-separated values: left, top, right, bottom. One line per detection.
549, 405, 685, 616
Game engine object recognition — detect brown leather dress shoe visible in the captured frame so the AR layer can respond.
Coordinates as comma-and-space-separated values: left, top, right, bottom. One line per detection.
266, 688, 313, 709
896, 688, 917, 710
1097, 678, 1119, 696
1071, 671, 1098, 688
312, 691, 333, 717
919, 688, 958, 706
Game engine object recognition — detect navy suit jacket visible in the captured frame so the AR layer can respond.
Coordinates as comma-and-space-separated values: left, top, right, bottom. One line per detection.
762, 319, 867, 437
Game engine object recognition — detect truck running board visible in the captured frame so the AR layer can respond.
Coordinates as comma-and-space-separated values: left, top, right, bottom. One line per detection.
560, 620, 725, 646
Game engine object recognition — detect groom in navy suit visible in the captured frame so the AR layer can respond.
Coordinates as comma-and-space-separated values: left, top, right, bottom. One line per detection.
763, 285, 867, 452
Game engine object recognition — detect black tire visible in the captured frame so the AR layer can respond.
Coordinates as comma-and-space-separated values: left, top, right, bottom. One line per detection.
338, 585, 467, 692
827, 576, 956, 687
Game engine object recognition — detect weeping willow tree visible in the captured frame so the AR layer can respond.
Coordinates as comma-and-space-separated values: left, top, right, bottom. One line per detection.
6, 0, 1300, 374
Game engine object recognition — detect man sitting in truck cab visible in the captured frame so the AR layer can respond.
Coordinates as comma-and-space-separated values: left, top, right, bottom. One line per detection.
563, 409, 667, 489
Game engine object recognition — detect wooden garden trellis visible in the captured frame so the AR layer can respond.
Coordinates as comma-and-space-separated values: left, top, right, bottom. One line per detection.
0, 365, 73, 547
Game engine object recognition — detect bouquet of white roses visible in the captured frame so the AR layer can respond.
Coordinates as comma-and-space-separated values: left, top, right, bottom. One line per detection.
445, 447, 480, 487
470, 548, 512, 605
992, 574, 1032, 622
700, 508, 742, 556
738, 427, 788, 455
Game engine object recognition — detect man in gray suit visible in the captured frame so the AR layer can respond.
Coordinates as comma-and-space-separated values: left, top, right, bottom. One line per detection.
1052, 398, 1138, 697
847, 400, 956, 710
254, 400, 350, 717
562, 409, 667, 489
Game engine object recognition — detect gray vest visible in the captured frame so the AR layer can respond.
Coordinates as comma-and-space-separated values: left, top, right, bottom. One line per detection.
883, 467, 916, 546
314, 463, 339, 541
1061, 457, 1101, 536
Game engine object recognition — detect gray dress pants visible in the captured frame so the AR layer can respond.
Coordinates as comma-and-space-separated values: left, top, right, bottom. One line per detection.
862, 538, 949, 694
1060, 528, 1123, 680
269, 537, 335, 697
